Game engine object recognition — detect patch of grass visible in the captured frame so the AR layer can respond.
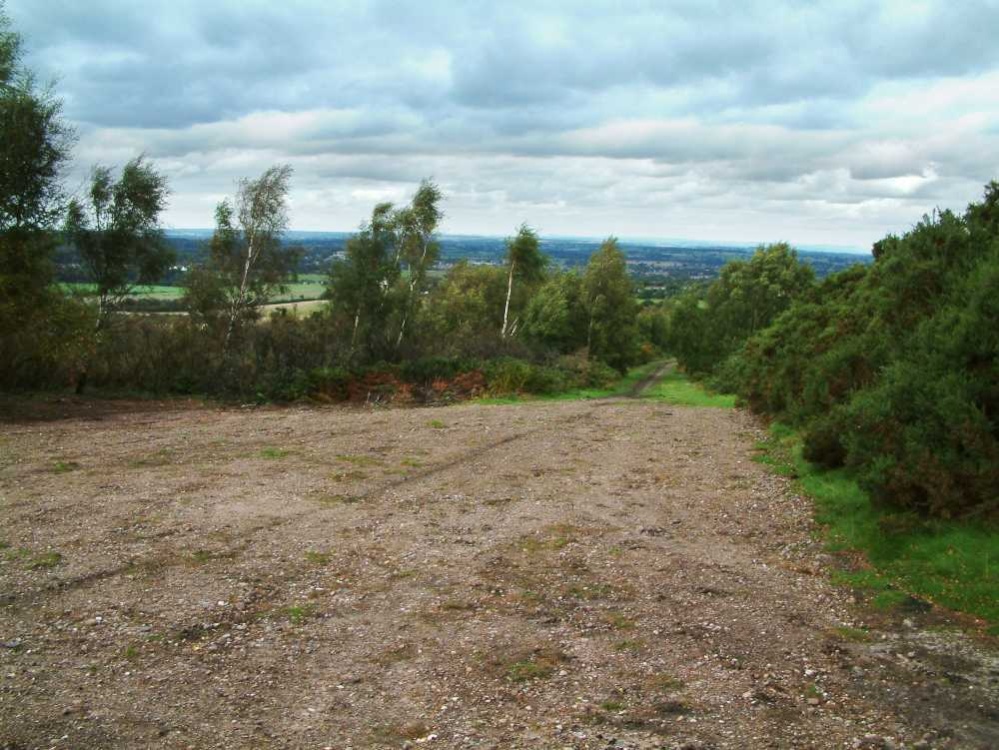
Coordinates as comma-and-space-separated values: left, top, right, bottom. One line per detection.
304, 550, 332, 565
335, 454, 383, 467
613, 638, 644, 652
123, 644, 140, 661
564, 583, 614, 600
427, 419, 446, 429
642, 370, 736, 408
260, 447, 290, 459
829, 625, 872, 643
599, 699, 626, 712
329, 469, 368, 482
52, 460, 80, 473
475, 361, 662, 405
27, 551, 62, 569
505, 648, 568, 682
315, 493, 362, 506
189, 549, 215, 565
649, 674, 686, 691
282, 603, 316, 624
400, 457, 423, 468
128, 449, 173, 468
756, 423, 999, 627
604, 611, 635, 630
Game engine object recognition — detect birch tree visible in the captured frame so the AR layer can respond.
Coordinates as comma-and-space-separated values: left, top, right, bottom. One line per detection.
501, 223, 546, 338
65, 157, 172, 330
190, 165, 297, 354
393, 179, 442, 349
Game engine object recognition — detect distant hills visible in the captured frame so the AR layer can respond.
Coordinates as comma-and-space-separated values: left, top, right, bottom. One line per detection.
161, 230, 871, 281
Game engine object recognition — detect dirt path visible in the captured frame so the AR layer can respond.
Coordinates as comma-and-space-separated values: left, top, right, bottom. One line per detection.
1, 394, 996, 749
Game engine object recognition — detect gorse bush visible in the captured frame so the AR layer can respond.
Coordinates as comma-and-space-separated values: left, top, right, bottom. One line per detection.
707, 182, 999, 519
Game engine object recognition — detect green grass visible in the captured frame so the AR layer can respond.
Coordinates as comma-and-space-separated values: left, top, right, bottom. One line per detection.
260, 447, 290, 459
642, 370, 736, 408
61, 283, 186, 300
475, 361, 661, 405
756, 423, 999, 627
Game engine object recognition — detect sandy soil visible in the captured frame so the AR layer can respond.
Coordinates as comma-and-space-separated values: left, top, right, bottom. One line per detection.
1, 391, 996, 749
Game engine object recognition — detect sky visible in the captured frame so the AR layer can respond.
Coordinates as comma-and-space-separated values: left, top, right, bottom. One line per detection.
8, 0, 999, 250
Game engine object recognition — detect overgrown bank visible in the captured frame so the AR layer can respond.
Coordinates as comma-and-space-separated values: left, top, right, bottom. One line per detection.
666, 182, 999, 522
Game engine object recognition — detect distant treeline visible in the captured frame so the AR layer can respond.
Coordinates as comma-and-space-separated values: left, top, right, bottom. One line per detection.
51, 230, 867, 283
664, 182, 999, 521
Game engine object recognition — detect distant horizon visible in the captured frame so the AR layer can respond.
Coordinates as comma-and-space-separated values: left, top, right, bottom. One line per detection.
164, 227, 871, 256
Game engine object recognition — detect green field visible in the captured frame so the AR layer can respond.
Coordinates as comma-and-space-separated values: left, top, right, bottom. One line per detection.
61, 273, 328, 305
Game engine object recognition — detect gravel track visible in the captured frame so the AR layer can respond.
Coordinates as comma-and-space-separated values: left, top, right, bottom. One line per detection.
1, 394, 996, 749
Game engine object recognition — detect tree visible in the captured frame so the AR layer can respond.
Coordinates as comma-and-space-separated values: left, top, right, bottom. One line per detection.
0, 3, 89, 388
523, 270, 588, 352
326, 202, 399, 357
393, 179, 443, 349
65, 157, 172, 330
187, 165, 297, 353
582, 238, 639, 371
501, 223, 547, 338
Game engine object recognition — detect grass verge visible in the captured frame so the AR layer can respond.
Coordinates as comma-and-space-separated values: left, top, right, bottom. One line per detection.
643, 369, 736, 408
755, 423, 999, 631
475, 361, 663, 405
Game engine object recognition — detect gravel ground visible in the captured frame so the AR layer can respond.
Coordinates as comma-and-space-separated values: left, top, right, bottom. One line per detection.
1, 393, 996, 749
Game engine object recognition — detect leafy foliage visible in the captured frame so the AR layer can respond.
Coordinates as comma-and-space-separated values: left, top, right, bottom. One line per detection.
725, 183, 999, 518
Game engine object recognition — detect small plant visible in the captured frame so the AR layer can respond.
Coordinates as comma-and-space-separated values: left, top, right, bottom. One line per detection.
830, 625, 871, 643
401, 458, 423, 468
335, 454, 382, 467
283, 604, 316, 624
260, 447, 290, 459
304, 550, 332, 565
52, 460, 80, 473
503, 647, 568, 682
123, 644, 140, 661
599, 699, 625, 712
189, 549, 214, 565
315, 493, 362, 506
604, 611, 635, 630
427, 419, 446, 429
28, 551, 62, 569
613, 639, 643, 652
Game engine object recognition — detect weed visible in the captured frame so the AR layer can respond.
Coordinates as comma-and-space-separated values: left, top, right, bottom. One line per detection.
503, 647, 568, 682
604, 611, 635, 630
315, 493, 362, 506
599, 699, 625, 711
189, 549, 214, 565
829, 625, 871, 643
304, 550, 332, 565
427, 419, 446, 429
28, 551, 62, 569
401, 458, 423, 468
52, 460, 80, 473
260, 447, 290, 459
613, 639, 644, 652
649, 674, 685, 691
335, 454, 383, 467
564, 583, 614, 600
123, 645, 139, 661
283, 604, 316, 624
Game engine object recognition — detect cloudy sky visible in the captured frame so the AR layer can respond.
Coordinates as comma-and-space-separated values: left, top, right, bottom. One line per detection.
9, 0, 999, 249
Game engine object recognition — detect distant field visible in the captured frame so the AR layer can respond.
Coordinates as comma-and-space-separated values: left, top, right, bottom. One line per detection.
61, 274, 328, 305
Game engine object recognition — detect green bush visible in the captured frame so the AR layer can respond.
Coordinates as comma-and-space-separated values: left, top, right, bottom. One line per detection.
724, 181, 999, 519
